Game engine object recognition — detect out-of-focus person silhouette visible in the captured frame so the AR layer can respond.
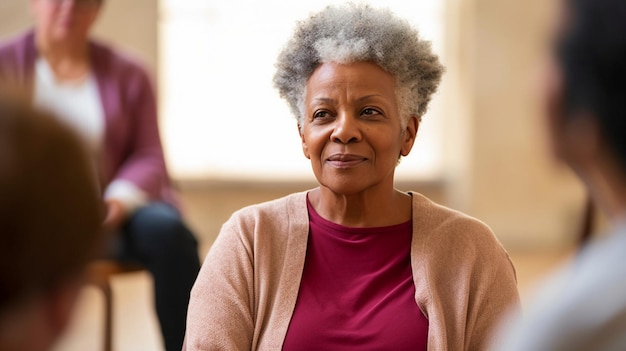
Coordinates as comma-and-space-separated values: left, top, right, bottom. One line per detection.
184, 3, 519, 350
0, 92, 103, 351
490, 0, 626, 350
0, 1, 201, 350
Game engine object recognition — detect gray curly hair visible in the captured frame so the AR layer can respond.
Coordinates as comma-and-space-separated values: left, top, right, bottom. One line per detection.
273, 2, 444, 129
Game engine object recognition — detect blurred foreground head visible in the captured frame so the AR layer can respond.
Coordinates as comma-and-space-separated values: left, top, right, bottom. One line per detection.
0, 92, 103, 351
547, 0, 626, 217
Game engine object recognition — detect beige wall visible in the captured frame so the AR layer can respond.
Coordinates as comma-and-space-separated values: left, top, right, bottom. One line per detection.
0, 0, 588, 256
0, 1, 31, 38
455, 0, 586, 250
93, 0, 158, 75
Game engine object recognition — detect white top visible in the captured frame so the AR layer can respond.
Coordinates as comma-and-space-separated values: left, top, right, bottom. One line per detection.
491, 219, 626, 351
33, 58, 147, 213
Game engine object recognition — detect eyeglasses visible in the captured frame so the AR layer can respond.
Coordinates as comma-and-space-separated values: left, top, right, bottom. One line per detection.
46, 0, 101, 8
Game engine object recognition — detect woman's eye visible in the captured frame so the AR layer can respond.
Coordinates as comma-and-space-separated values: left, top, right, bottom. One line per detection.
313, 111, 329, 119
362, 108, 381, 116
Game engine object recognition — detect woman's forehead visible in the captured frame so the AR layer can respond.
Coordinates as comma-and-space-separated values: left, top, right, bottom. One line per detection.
307, 62, 395, 89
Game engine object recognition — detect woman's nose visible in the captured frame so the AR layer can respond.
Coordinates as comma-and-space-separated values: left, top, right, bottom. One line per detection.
330, 113, 361, 144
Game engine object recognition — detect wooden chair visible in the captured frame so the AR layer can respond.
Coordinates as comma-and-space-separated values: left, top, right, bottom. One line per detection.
86, 260, 146, 351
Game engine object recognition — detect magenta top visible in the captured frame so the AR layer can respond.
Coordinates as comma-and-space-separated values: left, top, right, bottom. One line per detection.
282, 198, 428, 350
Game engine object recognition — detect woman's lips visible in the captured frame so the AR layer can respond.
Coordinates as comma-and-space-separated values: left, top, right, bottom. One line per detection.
326, 154, 367, 168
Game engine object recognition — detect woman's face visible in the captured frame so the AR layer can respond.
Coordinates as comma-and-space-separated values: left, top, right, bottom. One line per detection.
30, 0, 100, 44
300, 61, 418, 195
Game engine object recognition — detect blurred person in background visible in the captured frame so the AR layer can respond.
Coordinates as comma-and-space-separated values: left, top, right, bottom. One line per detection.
0, 93, 102, 351
491, 0, 626, 349
184, 3, 519, 350
0, 1, 201, 350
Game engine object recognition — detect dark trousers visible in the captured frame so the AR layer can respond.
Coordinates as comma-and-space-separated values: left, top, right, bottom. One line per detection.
112, 202, 201, 351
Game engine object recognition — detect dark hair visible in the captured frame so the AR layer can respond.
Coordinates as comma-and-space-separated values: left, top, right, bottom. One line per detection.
0, 93, 103, 312
558, 0, 626, 170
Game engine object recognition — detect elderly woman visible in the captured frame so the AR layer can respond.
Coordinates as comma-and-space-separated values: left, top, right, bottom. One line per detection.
185, 3, 519, 350
0, 1, 200, 350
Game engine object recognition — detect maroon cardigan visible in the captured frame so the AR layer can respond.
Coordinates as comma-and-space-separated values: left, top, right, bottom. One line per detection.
0, 30, 176, 206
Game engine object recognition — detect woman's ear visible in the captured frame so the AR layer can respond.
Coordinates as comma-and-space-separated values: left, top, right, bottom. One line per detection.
544, 53, 569, 163
298, 124, 310, 159
400, 116, 419, 157
560, 111, 602, 167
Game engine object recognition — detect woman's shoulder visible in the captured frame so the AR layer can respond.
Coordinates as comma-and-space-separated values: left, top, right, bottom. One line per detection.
233, 191, 307, 217
212, 191, 310, 256
89, 39, 151, 79
410, 192, 492, 234
409, 191, 506, 257
228, 191, 308, 225
0, 31, 24, 54
409, 191, 516, 288
0, 30, 34, 65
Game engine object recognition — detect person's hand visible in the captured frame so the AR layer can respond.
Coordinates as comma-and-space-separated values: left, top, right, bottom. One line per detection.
102, 198, 128, 233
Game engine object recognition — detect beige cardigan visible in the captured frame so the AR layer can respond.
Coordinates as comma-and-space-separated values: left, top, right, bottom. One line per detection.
184, 190, 519, 350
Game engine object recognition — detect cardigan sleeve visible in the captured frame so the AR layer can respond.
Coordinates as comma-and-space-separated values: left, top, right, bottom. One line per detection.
184, 193, 310, 351
0, 31, 35, 98
106, 63, 170, 201
412, 200, 520, 351
442, 221, 520, 351
184, 212, 256, 351
0, 43, 18, 85
462, 230, 520, 351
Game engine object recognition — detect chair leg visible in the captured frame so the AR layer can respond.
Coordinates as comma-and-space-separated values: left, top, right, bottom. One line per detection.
87, 261, 145, 351
102, 282, 113, 351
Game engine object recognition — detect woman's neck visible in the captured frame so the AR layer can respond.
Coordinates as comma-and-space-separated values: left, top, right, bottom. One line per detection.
35, 34, 90, 82
309, 187, 412, 227
584, 168, 626, 228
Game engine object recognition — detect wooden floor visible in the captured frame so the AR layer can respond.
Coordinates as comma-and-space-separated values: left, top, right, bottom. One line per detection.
51, 248, 574, 351
52, 271, 163, 351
